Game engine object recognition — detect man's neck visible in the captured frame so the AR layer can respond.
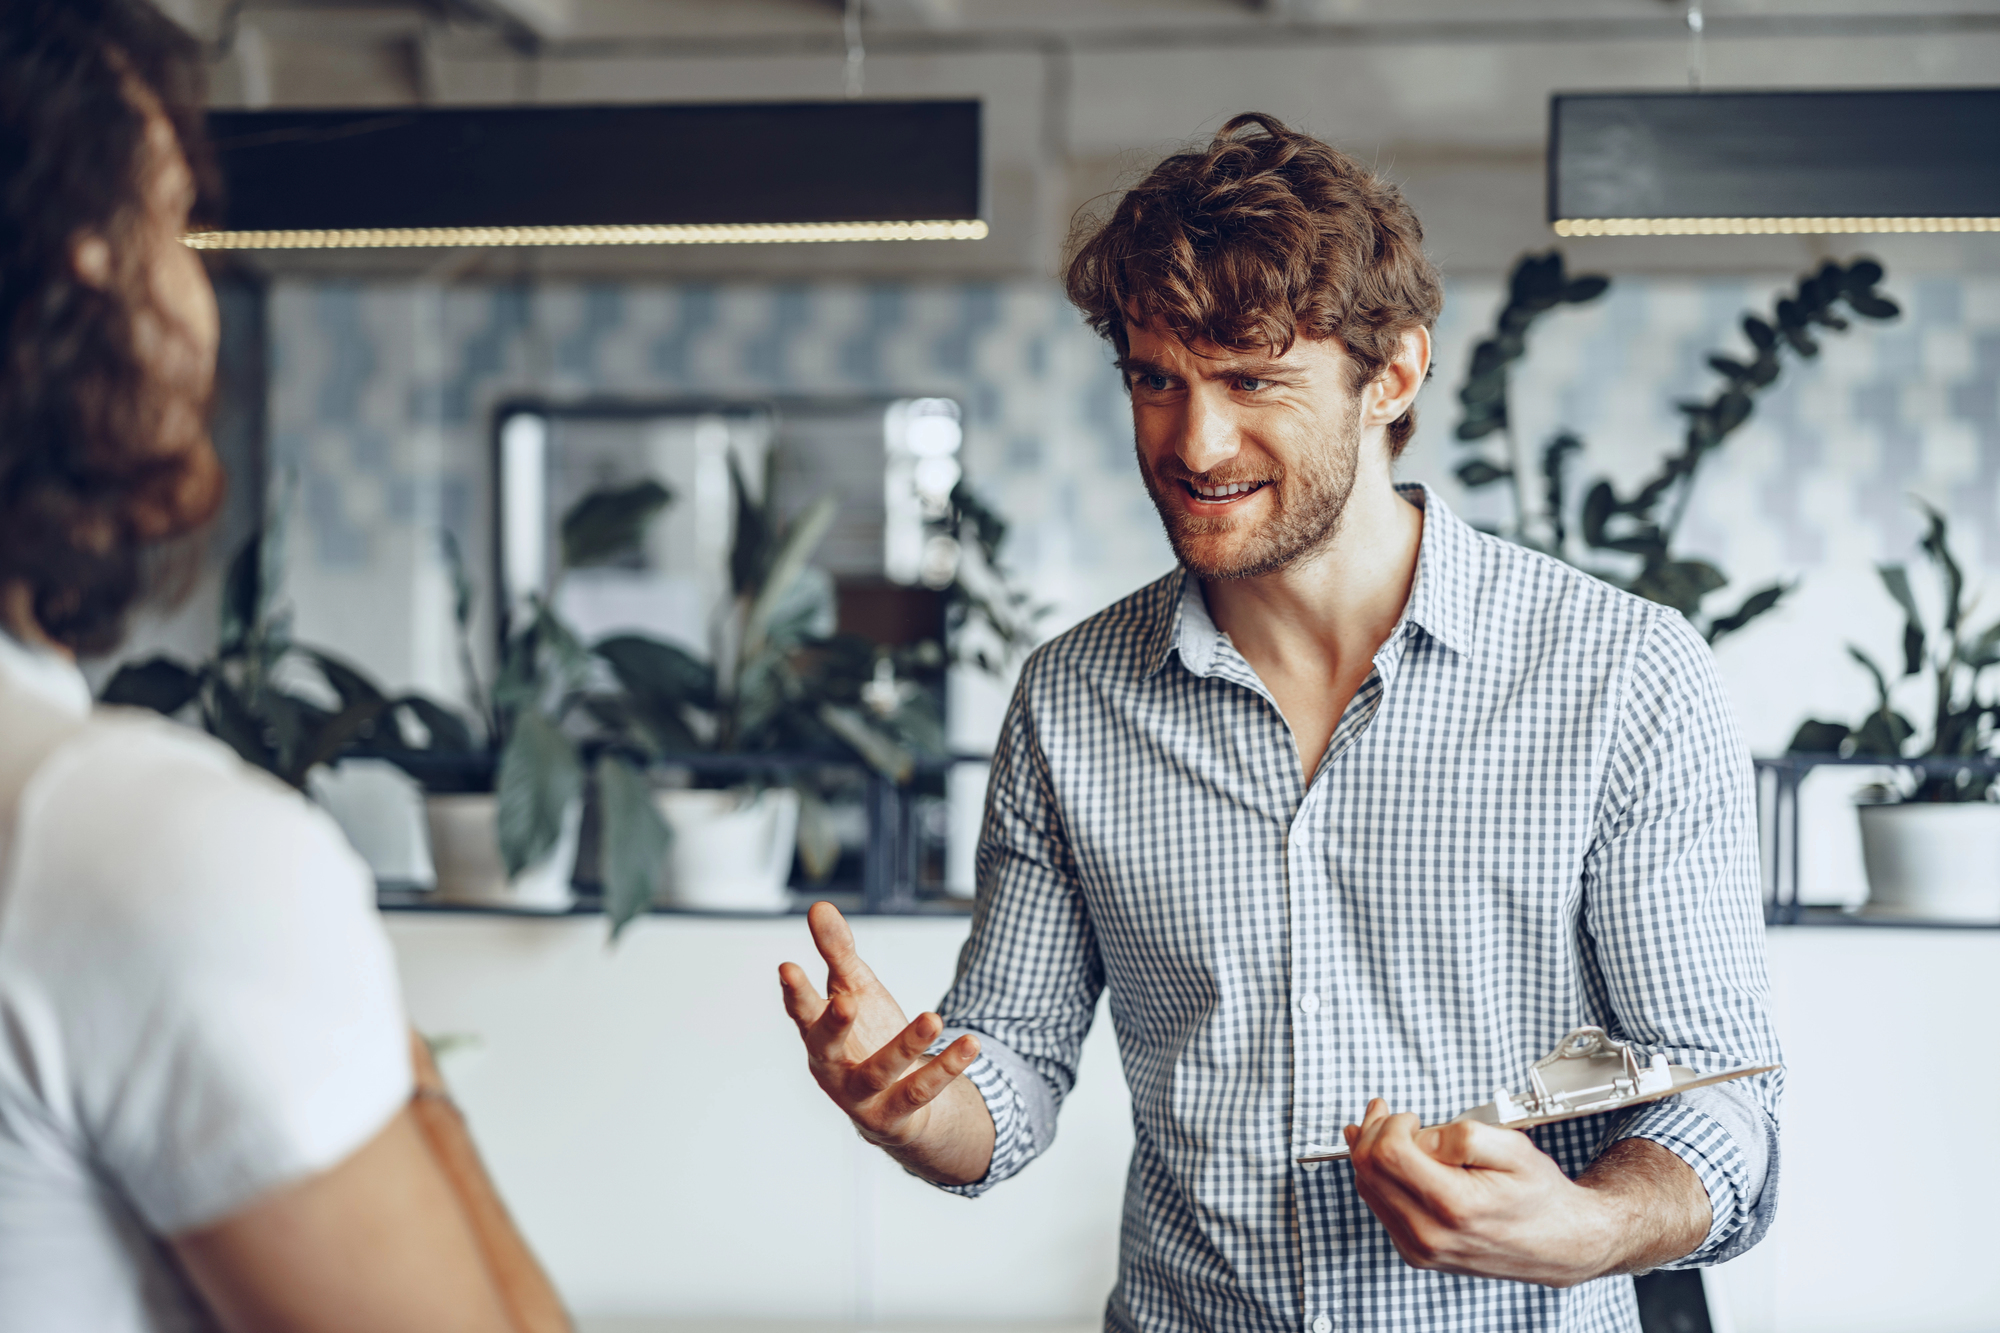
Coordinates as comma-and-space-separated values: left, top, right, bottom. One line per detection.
1200, 469, 1424, 778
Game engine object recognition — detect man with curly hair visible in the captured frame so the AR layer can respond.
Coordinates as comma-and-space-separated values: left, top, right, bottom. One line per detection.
783, 114, 1779, 1333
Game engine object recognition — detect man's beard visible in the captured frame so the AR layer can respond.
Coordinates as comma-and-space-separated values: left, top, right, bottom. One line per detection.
1138, 405, 1361, 581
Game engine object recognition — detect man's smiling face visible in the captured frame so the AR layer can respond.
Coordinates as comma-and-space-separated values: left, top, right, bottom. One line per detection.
1122, 319, 1363, 581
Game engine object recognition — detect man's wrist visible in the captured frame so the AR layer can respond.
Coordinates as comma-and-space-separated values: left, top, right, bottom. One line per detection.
1575, 1138, 1711, 1278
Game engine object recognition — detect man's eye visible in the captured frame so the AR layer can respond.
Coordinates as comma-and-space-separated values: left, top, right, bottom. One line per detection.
1138, 373, 1172, 392
1236, 377, 1269, 392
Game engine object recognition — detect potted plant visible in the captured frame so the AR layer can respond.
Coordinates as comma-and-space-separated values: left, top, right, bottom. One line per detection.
400, 483, 679, 919
583, 455, 949, 929
1790, 504, 2000, 922
101, 505, 472, 793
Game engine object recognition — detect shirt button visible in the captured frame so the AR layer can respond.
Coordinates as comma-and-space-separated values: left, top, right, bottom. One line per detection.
1297, 992, 1321, 1015
1311, 1317, 1332, 1333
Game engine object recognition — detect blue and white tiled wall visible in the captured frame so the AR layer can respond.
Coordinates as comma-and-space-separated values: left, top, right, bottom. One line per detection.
271, 270, 2000, 778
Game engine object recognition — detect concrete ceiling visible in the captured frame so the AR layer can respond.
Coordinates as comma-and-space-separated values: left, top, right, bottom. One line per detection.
160, 0, 2000, 279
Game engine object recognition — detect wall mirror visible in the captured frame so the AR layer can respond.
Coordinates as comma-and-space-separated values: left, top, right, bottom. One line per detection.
490, 393, 973, 905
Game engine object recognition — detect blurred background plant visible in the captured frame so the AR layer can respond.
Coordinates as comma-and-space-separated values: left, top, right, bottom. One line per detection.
100, 496, 471, 791
105, 454, 1037, 939
1454, 251, 1901, 645
1789, 503, 2000, 801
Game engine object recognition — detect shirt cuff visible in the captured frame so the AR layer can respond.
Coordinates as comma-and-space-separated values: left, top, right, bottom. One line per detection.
915, 1027, 1050, 1197
1617, 1082, 1777, 1266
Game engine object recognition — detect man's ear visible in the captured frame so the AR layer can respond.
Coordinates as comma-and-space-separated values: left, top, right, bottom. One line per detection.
71, 234, 112, 288
1365, 328, 1431, 428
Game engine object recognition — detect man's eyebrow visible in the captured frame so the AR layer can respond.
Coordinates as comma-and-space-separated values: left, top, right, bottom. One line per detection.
1115, 354, 1302, 379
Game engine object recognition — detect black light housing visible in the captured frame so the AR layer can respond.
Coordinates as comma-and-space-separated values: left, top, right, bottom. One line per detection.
190, 100, 985, 250
1549, 89, 2000, 237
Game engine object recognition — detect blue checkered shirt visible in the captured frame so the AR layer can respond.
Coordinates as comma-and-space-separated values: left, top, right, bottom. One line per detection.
933, 487, 1781, 1333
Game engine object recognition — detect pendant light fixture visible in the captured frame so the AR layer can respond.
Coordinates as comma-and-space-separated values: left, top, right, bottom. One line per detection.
186, 100, 984, 250
1549, 87, 2000, 238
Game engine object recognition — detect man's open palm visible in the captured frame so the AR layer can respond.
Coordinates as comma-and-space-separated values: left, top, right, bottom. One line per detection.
778, 901, 982, 1151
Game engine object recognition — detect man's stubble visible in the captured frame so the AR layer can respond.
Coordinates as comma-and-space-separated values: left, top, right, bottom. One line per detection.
1138, 397, 1361, 582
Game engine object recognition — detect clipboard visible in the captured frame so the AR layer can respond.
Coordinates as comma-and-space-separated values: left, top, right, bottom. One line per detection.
1298, 1025, 1780, 1164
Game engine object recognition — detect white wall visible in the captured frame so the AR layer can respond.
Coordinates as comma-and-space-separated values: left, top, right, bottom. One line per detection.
387, 913, 1133, 1326
388, 914, 2000, 1333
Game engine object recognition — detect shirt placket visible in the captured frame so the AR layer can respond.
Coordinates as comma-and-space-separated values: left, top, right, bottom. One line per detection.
1289, 627, 1411, 1333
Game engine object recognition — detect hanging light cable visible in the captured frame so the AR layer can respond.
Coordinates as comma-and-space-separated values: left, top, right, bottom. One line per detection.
1685, 0, 1705, 91
844, 0, 866, 100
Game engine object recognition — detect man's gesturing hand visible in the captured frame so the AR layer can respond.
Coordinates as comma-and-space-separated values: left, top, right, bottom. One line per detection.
1343, 1100, 1710, 1287
778, 902, 995, 1185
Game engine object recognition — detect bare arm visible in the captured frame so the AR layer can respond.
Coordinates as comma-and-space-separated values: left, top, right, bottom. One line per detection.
170, 1036, 570, 1333
407, 1035, 571, 1333
1343, 1099, 1709, 1288
779, 901, 996, 1186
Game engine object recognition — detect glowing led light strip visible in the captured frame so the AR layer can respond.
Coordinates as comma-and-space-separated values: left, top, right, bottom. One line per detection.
1554, 216, 2000, 238
182, 219, 990, 250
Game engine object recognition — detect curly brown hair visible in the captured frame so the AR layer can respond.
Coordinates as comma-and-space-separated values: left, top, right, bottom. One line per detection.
1065, 112, 1443, 455
0, 0, 223, 654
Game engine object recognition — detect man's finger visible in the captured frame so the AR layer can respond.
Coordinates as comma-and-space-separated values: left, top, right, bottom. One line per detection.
854, 1011, 945, 1091
1364, 1110, 1479, 1223
777, 961, 828, 1034
884, 1033, 980, 1118
802, 989, 863, 1060
807, 901, 883, 993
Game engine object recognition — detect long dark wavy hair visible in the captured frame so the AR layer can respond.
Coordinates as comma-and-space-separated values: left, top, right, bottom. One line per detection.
0, 0, 223, 654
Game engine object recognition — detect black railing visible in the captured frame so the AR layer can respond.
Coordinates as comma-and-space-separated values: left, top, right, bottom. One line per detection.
1755, 753, 2000, 929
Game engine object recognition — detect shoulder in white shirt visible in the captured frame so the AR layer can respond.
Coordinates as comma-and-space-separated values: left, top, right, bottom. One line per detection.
0, 632, 411, 1333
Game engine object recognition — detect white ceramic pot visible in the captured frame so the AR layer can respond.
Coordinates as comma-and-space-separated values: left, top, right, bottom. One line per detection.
653, 787, 800, 912
425, 793, 581, 912
1856, 801, 2000, 923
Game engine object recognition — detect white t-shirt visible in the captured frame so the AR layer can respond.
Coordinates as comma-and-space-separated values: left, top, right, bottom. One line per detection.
0, 632, 412, 1332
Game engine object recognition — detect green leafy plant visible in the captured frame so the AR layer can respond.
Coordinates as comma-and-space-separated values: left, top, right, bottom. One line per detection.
1454, 252, 1901, 644
101, 505, 469, 790
1789, 503, 2000, 802
584, 456, 951, 935
940, 480, 1046, 674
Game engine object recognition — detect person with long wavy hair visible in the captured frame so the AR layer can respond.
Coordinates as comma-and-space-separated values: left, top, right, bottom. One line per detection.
0, 4, 569, 1329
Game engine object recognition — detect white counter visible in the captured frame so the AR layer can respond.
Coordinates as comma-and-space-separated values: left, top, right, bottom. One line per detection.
386, 916, 1999, 1333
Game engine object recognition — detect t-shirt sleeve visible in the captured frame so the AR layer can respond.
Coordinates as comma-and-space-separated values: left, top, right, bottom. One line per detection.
13, 718, 412, 1235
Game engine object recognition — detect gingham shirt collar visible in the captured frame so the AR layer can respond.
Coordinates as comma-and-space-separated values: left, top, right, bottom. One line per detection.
1143, 483, 1480, 683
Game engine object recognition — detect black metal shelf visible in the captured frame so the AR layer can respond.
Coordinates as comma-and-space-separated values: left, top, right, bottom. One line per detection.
377, 750, 991, 919
376, 885, 973, 921
1755, 754, 2000, 930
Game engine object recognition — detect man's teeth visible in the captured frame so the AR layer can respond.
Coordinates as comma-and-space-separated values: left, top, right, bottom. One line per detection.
1191, 481, 1262, 499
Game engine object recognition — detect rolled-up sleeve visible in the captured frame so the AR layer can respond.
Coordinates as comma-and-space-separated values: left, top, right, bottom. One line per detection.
1585, 610, 1784, 1265
928, 655, 1104, 1197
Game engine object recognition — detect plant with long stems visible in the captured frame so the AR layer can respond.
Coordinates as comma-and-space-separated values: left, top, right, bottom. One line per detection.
1454, 252, 1900, 644
1790, 503, 2000, 801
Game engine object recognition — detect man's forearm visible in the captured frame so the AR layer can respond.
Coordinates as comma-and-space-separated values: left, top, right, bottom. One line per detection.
1576, 1137, 1712, 1277
861, 1074, 997, 1187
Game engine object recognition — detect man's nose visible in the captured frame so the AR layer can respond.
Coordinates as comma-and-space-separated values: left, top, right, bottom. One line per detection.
1176, 387, 1240, 476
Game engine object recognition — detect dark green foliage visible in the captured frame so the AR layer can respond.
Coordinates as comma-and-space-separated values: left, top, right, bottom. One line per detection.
560, 478, 674, 570
99, 517, 466, 792
101, 656, 201, 714
1789, 505, 2000, 800
1454, 254, 1900, 648
942, 480, 1048, 674
594, 752, 672, 941
1454, 252, 1609, 448
496, 708, 582, 876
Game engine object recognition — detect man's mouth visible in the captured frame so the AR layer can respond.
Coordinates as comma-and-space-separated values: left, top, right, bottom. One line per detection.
1182, 479, 1271, 504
